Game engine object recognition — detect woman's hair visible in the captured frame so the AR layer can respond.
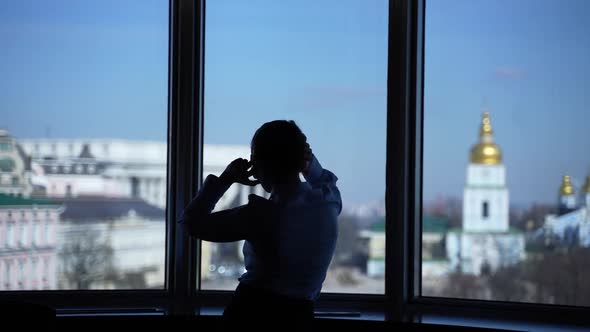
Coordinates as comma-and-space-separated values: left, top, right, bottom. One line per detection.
251, 120, 307, 179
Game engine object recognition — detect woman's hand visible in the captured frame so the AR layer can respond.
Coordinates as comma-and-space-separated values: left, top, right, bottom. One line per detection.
302, 142, 313, 176
219, 158, 260, 187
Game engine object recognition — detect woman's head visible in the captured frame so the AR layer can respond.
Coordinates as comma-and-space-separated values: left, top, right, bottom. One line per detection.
250, 120, 307, 192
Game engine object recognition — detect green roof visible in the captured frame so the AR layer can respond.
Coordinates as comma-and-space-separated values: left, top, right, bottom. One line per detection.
423, 216, 450, 233
0, 194, 59, 207
422, 258, 450, 263
447, 226, 523, 235
369, 217, 386, 232
368, 216, 450, 233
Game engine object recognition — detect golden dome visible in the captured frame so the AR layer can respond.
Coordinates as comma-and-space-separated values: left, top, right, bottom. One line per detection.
583, 175, 590, 194
469, 112, 502, 165
560, 175, 575, 196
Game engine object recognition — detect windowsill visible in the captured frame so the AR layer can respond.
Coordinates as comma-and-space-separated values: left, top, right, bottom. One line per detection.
51, 306, 590, 332
200, 305, 590, 331
420, 313, 590, 332
198, 306, 384, 321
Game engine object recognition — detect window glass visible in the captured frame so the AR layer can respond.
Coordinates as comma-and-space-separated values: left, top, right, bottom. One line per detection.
202, 0, 388, 294
423, 0, 590, 305
0, 0, 169, 290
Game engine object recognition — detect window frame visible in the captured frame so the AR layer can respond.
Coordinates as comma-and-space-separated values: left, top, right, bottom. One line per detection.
1, 0, 589, 328
407, 0, 590, 328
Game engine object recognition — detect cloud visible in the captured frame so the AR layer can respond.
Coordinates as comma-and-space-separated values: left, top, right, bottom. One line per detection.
493, 66, 527, 80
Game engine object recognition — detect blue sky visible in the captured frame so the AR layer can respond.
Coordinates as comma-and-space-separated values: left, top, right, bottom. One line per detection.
1, 0, 589, 206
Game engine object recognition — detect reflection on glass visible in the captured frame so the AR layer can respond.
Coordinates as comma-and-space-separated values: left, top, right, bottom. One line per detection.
202, 0, 388, 294
423, 0, 590, 305
0, 1, 169, 290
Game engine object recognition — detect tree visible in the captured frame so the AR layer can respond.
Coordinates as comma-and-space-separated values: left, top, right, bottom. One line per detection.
487, 265, 528, 302
59, 229, 115, 289
334, 215, 362, 265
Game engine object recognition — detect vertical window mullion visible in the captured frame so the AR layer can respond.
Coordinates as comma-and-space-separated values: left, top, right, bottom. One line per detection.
167, 0, 204, 315
385, 0, 424, 322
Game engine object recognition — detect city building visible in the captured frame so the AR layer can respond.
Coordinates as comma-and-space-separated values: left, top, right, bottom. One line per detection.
421, 216, 450, 277
0, 129, 33, 197
20, 139, 168, 208
361, 216, 449, 278
0, 194, 62, 290
446, 112, 525, 275
0, 130, 62, 290
360, 220, 385, 278
533, 175, 590, 247
56, 197, 166, 289
19, 139, 266, 284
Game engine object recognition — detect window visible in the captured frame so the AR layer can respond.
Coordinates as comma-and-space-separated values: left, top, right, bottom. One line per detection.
0, 142, 11, 152
6, 222, 14, 248
131, 177, 140, 198
422, 0, 590, 307
201, 0, 388, 294
0, 158, 16, 172
43, 220, 50, 245
0, 0, 585, 327
19, 222, 27, 247
31, 259, 38, 288
482, 201, 489, 219
1, 0, 169, 291
42, 258, 49, 282
33, 221, 40, 246
5, 261, 11, 289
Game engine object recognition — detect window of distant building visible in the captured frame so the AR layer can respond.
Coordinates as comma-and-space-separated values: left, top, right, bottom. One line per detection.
0, 142, 11, 152
19, 222, 27, 247
0, 158, 15, 172
6, 222, 14, 247
31, 258, 38, 288
18, 260, 25, 288
5, 261, 11, 289
32, 221, 39, 246
43, 220, 50, 245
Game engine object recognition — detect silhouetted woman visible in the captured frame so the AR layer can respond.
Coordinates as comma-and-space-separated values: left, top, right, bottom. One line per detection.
180, 120, 341, 330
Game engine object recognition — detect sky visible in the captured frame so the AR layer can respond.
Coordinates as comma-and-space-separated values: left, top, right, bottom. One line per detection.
0, 0, 589, 206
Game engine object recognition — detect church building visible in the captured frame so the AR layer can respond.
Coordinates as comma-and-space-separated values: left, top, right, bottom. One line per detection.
446, 112, 525, 275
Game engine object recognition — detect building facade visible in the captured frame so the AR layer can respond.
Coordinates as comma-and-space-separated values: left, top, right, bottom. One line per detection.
0, 195, 61, 290
446, 112, 525, 275
534, 175, 590, 247
0, 130, 61, 290
0, 129, 33, 197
